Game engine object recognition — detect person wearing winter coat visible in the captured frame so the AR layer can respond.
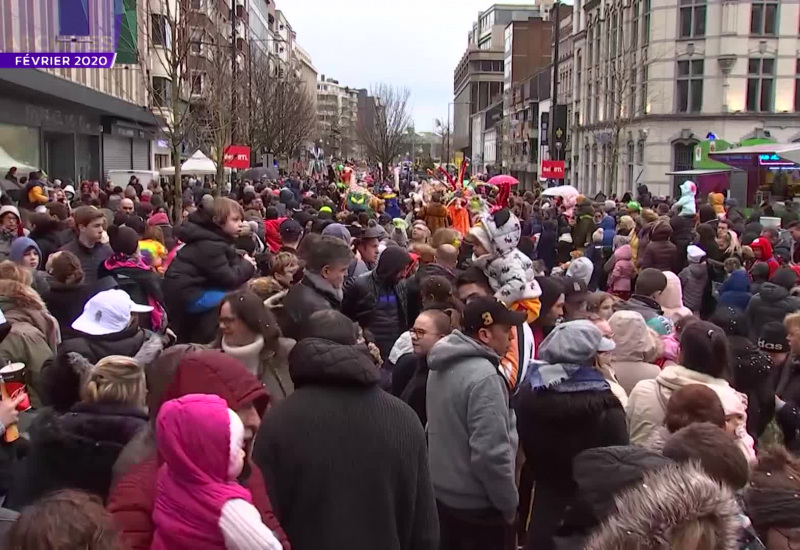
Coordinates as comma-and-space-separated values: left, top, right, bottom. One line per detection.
607, 311, 661, 394
6, 355, 148, 509
746, 267, 800, 342
212, 290, 293, 404
0, 275, 60, 408
598, 213, 616, 248
163, 197, 256, 344
750, 236, 781, 280
107, 349, 289, 550
281, 235, 352, 341
469, 209, 542, 323
29, 209, 72, 265
670, 208, 696, 273
42, 251, 90, 340
41, 289, 162, 413
427, 298, 524, 550
626, 320, 757, 463
711, 307, 776, 441
343, 246, 412, 363
605, 242, 635, 299
59, 206, 113, 287
679, 244, 710, 314
255, 310, 438, 550
536, 219, 558, 274
585, 461, 740, 550
639, 218, 677, 272
746, 445, 800, 547
719, 269, 753, 311
515, 320, 628, 550
571, 201, 596, 250
657, 271, 693, 322
152, 394, 283, 550
9, 237, 49, 295
617, 268, 667, 321
98, 225, 166, 333
419, 192, 450, 232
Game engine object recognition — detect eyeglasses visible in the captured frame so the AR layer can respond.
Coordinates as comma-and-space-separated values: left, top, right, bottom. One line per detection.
410, 327, 441, 338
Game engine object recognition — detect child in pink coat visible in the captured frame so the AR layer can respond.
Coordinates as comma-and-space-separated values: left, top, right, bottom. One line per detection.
152, 394, 283, 550
607, 243, 635, 300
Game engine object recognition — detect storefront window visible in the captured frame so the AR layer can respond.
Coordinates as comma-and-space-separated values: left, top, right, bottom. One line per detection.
0, 123, 40, 173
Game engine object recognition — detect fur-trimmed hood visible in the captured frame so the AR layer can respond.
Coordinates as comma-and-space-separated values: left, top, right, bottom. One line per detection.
0, 278, 60, 350
586, 461, 739, 550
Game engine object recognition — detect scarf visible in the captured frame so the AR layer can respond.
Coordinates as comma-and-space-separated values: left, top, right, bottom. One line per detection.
221, 335, 265, 377
524, 361, 610, 393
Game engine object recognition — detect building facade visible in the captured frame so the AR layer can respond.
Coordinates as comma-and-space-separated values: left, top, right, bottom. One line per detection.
317, 76, 359, 159
571, 0, 800, 198
453, 4, 549, 161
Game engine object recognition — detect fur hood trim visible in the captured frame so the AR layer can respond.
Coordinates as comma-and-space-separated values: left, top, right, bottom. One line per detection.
0, 279, 46, 311
586, 461, 739, 550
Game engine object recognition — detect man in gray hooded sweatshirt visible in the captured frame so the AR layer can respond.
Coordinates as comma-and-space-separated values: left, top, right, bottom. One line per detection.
426, 297, 525, 550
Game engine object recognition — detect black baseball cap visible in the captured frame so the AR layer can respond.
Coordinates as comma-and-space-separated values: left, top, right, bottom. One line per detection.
280, 219, 303, 239
463, 297, 527, 334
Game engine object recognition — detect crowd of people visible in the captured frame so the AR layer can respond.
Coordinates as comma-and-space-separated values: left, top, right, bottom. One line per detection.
2, 167, 800, 549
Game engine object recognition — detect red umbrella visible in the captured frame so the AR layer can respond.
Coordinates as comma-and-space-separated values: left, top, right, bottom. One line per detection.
487, 175, 519, 186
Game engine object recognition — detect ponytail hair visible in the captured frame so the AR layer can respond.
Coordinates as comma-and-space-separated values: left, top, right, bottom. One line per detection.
81, 355, 146, 409
679, 320, 730, 380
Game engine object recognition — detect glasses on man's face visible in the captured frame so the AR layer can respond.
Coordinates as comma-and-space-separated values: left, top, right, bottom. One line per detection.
410, 327, 440, 339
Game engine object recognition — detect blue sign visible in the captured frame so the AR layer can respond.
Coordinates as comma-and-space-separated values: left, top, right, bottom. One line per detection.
758, 153, 795, 167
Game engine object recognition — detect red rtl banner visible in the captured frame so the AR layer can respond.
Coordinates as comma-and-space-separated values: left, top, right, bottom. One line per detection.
223, 145, 250, 169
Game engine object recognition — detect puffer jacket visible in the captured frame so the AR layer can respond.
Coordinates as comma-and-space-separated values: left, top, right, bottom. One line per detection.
599, 215, 616, 248
626, 365, 756, 462
638, 220, 676, 272
585, 462, 739, 550
678, 262, 709, 313
607, 311, 661, 394
421, 202, 450, 232
107, 350, 288, 550
342, 270, 409, 363
746, 282, 800, 341
606, 244, 634, 293
6, 402, 148, 509
670, 212, 696, 272
718, 269, 752, 311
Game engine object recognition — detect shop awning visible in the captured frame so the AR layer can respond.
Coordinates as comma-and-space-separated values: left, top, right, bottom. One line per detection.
160, 150, 228, 176
710, 143, 800, 168
665, 168, 732, 176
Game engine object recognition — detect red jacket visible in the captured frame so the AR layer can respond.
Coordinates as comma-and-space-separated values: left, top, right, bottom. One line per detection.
264, 218, 286, 253
106, 350, 290, 550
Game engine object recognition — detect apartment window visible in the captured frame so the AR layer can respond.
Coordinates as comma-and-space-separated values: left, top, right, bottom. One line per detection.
591, 145, 598, 190
750, 0, 778, 35
676, 60, 704, 112
747, 58, 774, 112
151, 14, 169, 47
679, 0, 706, 38
632, 0, 640, 47
628, 66, 637, 117
643, 0, 651, 45
637, 139, 645, 164
627, 142, 635, 189
189, 29, 203, 54
152, 76, 170, 107
191, 72, 203, 95
795, 59, 800, 111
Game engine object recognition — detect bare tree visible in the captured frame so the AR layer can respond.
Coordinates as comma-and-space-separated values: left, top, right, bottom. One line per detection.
250, 53, 317, 162
356, 84, 412, 179
124, 0, 199, 220
434, 118, 450, 164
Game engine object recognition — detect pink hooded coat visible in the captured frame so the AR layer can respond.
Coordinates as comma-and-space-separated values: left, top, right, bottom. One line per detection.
608, 244, 635, 293
152, 394, 253, 550
657, 271, 693, 323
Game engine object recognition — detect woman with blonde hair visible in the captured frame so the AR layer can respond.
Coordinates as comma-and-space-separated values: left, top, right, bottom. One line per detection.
7, 355, 148, 509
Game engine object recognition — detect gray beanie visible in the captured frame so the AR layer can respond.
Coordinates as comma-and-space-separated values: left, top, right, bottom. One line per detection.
321, 223, 352, 245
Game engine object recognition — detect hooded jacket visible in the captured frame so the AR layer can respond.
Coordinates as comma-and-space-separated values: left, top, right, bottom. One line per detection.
0, 279, 60, 408
585, 462, 739, 550
709, 192, 726, 216
426, 330, 518, 519
6, 400, 148, 510
657, 271, 692, 322
98, 255, 166, 332
599, 215, 616, 248
607, 311, 661, 394
342, 247, 411, 361
43, 280, 91, 339
513, 323, 628, 550
420, 201, 450, 232
476, 210, 541, 304
255, 338, 438, 550
626, 365, 756, 462
746, 282, 800, 341
639, 220, 677, 272
678, 261, 709, 313
9, 237, 50, 295
719, 269, 752, 311
749, 237, 780, 279
607, 244, 634, 293
107, 350, 287, 550
675, 180, 697, 217
617, 294, 664, 321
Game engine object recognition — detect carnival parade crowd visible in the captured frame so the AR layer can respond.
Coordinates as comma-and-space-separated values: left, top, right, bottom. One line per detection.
2, 165, 800, 549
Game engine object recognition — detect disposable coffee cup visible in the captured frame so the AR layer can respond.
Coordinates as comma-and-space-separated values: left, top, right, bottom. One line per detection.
0, 363, 29, 443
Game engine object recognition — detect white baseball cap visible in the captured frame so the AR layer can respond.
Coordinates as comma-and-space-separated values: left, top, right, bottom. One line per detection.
72, 289, 153, 336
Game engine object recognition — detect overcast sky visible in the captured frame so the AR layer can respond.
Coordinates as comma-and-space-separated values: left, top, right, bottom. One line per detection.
278, 0, 542, 132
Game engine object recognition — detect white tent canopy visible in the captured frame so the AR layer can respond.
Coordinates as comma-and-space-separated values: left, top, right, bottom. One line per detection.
0, 146, 40, 176
159, 150, 221, 176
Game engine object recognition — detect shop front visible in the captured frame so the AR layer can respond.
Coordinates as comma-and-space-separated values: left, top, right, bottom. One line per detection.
0, 69, 159, 183
709, 143, 800, 205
